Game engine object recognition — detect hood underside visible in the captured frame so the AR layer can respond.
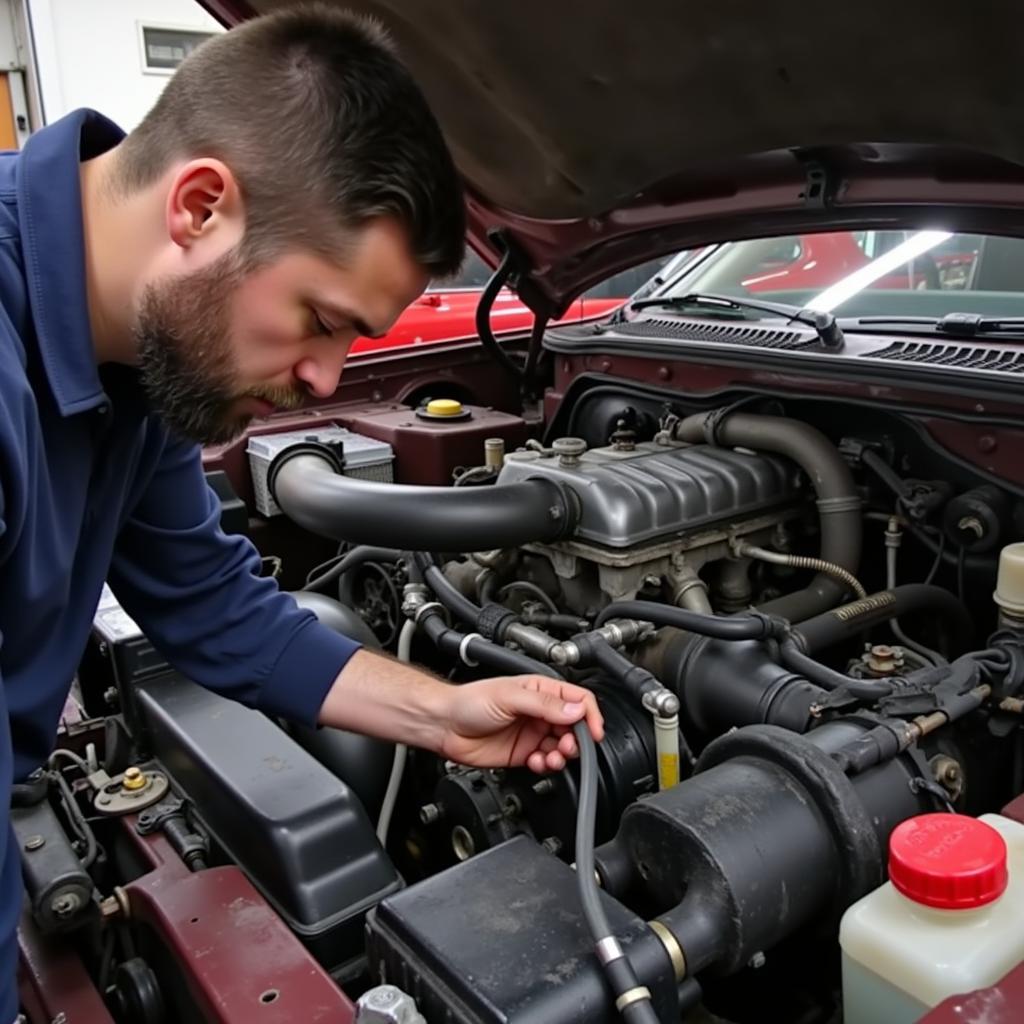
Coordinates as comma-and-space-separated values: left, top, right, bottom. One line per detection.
204, 0, 1024, 311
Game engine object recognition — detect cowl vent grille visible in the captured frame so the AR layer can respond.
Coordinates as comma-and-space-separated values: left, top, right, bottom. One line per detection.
610, 317, 818, 350
867, 340, 1024, 374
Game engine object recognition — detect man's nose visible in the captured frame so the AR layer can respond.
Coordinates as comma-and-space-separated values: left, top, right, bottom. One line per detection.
294, 352, 346, 399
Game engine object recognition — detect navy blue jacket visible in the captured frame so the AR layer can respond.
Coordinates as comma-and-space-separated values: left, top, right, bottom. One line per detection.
0, 111, 361, 1018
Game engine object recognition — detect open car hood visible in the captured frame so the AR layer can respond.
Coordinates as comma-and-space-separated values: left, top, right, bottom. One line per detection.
203, 0, 1024, 314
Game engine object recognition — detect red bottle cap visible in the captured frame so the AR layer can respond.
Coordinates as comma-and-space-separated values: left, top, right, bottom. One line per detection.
888, 814, 1008, 910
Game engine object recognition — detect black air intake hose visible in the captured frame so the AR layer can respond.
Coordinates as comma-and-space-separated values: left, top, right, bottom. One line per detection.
793, 584, 975, 655
268, 445, 576, 551
674, 412, 861, 621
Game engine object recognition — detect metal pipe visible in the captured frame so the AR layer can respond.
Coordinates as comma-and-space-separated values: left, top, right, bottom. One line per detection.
484, 438, 506, 470
675, 412, 862, 620
270, 449, 574, 551
736, 541, 868, 600
651, 704, 681, 790
667, 560, 713, 614
884, 519, 948, 665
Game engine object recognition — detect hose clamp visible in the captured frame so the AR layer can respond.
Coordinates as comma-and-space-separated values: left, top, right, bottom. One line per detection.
413, 601, 448, 626
615, 987, 653, 1013
816, 495, 863, 516
701, 406, 734, 447
458, 633, 483, 667
596, 936, 625, 964
649, 920, 687, 981
266, 441, 345, 504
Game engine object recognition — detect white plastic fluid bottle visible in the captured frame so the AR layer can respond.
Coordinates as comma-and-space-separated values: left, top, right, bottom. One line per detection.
840, 812, 1024, 1024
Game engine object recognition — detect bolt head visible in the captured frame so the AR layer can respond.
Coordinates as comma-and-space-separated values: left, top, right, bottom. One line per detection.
24, 834, 45, 852
51, 893, 80, 918
419, 803, 443, 825
122, 766, 147, 791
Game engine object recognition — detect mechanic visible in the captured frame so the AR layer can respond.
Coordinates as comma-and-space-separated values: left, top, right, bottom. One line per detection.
0, 5, 604, 1019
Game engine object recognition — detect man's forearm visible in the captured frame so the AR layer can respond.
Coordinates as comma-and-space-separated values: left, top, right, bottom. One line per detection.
317, 648, 454, 752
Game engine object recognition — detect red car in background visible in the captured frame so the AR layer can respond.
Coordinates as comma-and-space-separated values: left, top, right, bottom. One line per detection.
692, 230, 983, 297
351, 249, 670, 353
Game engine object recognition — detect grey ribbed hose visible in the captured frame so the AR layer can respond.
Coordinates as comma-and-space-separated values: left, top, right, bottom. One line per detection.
738, 543, 868, 600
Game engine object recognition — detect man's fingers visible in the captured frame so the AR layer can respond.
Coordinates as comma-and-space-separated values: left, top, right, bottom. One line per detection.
542, 678, 605, 742
505, 686, 589, 728
558, 732, 578, 758
544, 749, 566, 771
507, 679, 605, 744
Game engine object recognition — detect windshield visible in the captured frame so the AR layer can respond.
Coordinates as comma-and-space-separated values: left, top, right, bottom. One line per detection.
658, 231, 1024, 321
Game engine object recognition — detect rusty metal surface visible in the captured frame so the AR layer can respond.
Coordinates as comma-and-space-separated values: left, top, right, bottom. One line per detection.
17, 907, 115, 1024
122, 823, 355, 1024
918, 962, 1024, 1023
1001, 794, 1024, 825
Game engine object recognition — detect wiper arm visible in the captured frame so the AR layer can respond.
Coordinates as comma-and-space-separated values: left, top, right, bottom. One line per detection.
853, 312, 1024, 337
627, 291, 845, 350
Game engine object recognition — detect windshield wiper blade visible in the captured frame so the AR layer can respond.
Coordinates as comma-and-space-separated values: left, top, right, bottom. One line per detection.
627, 291, 845, 350
853, 313, 1024, 337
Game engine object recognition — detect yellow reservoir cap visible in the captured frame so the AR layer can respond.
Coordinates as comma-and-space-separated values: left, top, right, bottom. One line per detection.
122, 766, 147, 791
425, 399, 464, 417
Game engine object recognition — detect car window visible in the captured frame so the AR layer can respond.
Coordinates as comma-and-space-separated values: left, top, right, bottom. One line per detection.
582, 254, 677, 300
656, 230, 1024, 320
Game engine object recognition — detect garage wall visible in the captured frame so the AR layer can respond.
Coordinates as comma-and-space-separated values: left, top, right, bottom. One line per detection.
24, 0, 223, 130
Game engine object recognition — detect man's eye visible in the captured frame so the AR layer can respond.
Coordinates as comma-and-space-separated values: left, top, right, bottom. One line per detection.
312, 312, 333, 337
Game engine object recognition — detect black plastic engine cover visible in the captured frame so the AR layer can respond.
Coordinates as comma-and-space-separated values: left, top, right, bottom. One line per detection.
134, 673, 402, 973
365, 835, 677, 1023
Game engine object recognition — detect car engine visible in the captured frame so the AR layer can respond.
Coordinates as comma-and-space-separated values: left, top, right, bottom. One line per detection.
21, 375, 1024, 1024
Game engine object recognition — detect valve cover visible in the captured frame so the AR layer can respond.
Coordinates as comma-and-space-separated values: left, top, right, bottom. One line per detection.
496, 442, 798, 548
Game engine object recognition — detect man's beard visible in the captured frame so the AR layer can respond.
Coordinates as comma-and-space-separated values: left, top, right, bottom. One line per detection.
135, 251, 303, 445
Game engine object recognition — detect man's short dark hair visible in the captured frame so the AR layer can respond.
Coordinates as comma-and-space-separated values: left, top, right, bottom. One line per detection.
114, 3, 465, 276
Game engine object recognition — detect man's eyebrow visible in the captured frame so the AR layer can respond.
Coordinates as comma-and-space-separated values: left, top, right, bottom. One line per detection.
320, 303, 383, 339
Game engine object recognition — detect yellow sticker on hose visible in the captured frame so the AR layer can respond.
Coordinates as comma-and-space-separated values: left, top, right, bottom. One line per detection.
659, 753, 680, 789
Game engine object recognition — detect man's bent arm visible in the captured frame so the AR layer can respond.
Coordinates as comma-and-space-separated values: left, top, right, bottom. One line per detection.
318, 648, 451, 752
318, 649, 604, 773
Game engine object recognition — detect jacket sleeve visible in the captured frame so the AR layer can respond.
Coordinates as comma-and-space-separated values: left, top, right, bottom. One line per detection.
107, 432, 361, 725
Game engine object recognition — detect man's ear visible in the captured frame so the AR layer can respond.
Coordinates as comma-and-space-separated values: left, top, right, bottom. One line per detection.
165, 159, 244, 251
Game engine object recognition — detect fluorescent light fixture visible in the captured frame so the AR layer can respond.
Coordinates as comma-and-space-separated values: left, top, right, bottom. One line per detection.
805, 230, 953, 312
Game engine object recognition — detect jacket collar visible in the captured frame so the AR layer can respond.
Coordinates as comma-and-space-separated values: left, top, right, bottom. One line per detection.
18, 109, 125, 416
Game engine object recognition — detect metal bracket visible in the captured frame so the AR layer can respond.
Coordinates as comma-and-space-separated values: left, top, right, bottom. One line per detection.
92, 767, 169, 816
135, 796, 185, 836
797, 157, 835, 210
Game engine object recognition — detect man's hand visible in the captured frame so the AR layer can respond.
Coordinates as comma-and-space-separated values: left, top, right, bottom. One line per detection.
437, 676, 605, 773
317, 649, 603, 773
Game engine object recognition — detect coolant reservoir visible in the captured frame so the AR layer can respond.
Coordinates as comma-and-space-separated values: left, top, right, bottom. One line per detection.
840, 813, 1024, 1024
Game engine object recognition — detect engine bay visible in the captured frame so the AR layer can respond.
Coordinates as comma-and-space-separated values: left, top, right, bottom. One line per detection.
20, 348, 1024, 1024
